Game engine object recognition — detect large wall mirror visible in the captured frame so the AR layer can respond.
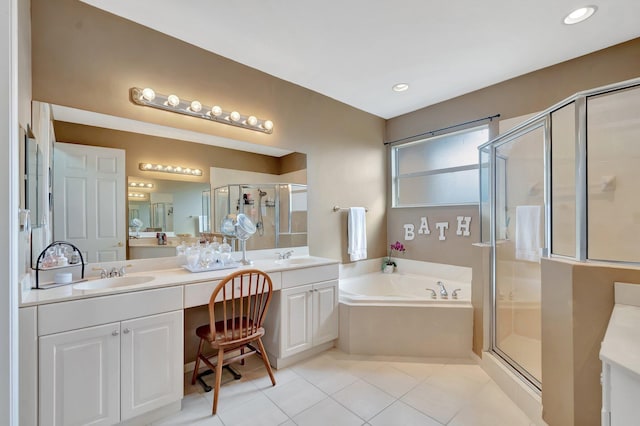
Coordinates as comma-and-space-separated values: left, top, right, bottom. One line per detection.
44, 105, 307, 263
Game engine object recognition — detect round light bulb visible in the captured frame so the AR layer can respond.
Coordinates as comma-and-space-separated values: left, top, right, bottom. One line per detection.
143, 163, 152, 170
167, 94, 180, 107
141, 87, 156, 101
230, 111, 241, 122
263, 120, 274, 131
175, 166, 182, 172
165, 166, 173, 172
155, 164, 163, 170
247, 116, 258, 126
190, 100, 202, 112
146, 183, 153, 188
130, 182, 137, 187
211, 106, 222, 117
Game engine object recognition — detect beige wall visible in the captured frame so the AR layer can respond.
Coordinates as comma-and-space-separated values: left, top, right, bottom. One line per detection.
387, 38, 640, 267
31, 0, 387, 263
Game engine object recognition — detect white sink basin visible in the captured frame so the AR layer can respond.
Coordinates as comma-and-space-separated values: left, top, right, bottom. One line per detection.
276, 257, 316, 266
73, 275, 155, 291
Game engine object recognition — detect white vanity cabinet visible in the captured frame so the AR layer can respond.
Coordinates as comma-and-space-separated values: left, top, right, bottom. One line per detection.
264, 263, 339, 367
37, 286, 184, 425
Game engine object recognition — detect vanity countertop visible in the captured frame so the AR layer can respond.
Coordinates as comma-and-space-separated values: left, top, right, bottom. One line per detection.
20, 255, 338, 307
600, 282, 640, 379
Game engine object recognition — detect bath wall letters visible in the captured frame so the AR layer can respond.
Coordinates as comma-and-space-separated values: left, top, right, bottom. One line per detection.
403, 216, 472, 241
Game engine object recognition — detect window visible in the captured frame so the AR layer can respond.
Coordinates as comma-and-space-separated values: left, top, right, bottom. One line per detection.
391, 125, 489, 207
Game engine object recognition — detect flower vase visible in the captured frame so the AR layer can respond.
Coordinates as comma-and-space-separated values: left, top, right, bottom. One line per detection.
383, 264, 394, 274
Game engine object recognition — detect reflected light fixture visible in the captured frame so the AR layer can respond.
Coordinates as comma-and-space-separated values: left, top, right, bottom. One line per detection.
563, 6, 597, 24
130, 87, 274, 134
139, 162, 203, 176
128, 181, 154, 188
128, 192, 146, 199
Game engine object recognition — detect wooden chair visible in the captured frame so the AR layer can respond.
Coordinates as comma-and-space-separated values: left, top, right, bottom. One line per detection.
191, 269, 276, 414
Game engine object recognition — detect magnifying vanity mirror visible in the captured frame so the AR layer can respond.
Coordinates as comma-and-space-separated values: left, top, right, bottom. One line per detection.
29, 103, 307, 264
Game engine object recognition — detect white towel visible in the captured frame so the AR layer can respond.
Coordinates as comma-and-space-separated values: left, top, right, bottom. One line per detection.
515, 205, 542, 262
347, 207, 367, 261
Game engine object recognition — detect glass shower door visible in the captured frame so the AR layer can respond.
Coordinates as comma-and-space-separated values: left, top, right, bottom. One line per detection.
493, 122, 546, 387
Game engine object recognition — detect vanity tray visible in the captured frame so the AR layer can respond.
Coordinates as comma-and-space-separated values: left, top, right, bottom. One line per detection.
182, 263, 240, 273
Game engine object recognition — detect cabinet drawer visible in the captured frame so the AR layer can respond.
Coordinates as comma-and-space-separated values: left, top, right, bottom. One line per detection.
184, 272, 282, 308
282, 264, 339, 288
38, 286, 183, 336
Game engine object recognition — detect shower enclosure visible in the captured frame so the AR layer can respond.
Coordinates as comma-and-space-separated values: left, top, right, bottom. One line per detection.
213, 183, 308, 250
479, 78, 640, 389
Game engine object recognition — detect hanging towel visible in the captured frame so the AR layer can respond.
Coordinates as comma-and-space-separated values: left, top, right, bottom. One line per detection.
515, 205, 542, 262
348, 207, 367, 261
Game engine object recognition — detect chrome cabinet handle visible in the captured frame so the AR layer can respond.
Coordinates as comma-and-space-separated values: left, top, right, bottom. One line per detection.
123, 328, 130, 334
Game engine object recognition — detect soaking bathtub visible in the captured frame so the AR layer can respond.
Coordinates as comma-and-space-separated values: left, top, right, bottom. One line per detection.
338, 271, 473, 358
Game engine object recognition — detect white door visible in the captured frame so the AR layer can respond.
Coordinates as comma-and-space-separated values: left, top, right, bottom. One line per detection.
53, 143, 125, 262
120, 311, 184, 420
281, 285, 313, 357
313, 280, 339, 345
39, 323, 121, 426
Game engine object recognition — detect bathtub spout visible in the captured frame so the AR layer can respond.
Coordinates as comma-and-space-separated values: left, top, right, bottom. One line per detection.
437, 281, 448, 299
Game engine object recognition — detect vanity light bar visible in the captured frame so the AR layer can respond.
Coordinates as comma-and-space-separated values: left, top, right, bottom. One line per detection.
128, 181, 154, 189
139, 162, 203, 176
130, 87, 274, 134
128, 192, 146, 198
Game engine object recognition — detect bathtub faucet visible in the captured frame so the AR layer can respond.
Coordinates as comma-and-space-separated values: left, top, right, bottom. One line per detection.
437, 281, 448, 299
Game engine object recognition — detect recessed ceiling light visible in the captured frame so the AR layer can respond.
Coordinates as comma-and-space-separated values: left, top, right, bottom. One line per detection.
392, 83, 409, 92
563, 6, 597, 25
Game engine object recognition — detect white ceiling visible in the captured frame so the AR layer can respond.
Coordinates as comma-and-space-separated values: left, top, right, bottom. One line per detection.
81, 0, 640, 119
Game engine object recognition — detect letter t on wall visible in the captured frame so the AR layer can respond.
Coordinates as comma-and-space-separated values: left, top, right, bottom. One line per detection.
435, 222, 449, 241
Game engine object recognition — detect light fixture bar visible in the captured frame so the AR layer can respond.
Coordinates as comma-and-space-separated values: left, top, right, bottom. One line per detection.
128, 181, 154, 188
130, 87, 274, 134
139, 162, 203, 176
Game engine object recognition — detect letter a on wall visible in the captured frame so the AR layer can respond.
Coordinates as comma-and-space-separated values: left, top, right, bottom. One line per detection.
418, 217, 430, 235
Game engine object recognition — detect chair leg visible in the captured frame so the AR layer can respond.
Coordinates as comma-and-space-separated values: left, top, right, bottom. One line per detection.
255, 338, 276, 386
212, 347, 225, 415
191, 338, 205, 385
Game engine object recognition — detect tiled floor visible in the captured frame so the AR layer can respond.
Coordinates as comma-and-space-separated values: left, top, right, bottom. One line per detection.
153, 349, 536, 426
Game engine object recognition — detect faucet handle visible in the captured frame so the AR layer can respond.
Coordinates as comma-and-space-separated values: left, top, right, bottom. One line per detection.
425, 288, 437, 299
119, 264, 133, 276
451, 288, 462, 299
92, 267, 108, 279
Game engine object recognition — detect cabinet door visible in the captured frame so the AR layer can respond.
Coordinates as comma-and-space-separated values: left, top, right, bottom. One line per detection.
39, 323, 120, 426
313, 280, 339, 345
120, 310, 183, 420
281, 284, 313, 357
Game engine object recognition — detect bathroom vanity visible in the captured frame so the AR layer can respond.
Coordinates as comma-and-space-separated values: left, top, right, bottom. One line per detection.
19, 252, 338, 426
600, 282, 640, 426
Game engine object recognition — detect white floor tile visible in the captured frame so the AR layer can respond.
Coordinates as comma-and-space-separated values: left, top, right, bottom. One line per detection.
152, 393, 223, 425
401, 381, 467, 424
369, 400, 443, 426
358, 363, 421, 398
332, 379, 395, 421
216, 393, 289, 426
293, 397, 365, 426
262, 377, 326, 417
448, 381, 532, 426
161, 350, 537, 425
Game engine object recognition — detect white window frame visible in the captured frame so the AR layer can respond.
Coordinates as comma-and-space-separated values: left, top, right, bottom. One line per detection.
391, 124, 488, 208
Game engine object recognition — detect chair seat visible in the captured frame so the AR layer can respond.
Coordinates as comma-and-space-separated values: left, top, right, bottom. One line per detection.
196, 317, 265, 345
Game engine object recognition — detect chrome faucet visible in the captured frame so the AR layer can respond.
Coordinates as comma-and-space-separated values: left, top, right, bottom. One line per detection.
277, 250, 294, 260
451, 288, 461, 299
437, 281, 448, 299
